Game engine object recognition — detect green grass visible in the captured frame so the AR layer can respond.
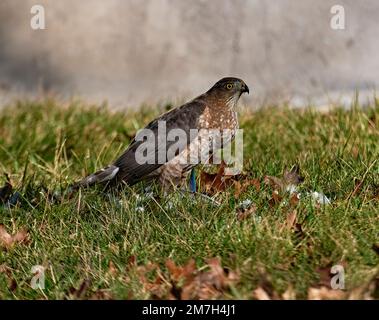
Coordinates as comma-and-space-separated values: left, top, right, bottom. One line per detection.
0, 99, 378, 299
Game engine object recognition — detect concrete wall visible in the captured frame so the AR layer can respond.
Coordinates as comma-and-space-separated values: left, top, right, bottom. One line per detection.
0, 0, 378, 108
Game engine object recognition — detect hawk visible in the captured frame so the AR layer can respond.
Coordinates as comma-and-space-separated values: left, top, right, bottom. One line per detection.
75, 77, 249, 190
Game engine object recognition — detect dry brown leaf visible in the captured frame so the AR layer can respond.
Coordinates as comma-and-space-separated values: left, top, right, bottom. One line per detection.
253, 287, 271, 300
264, 176, 283, 190
195, 258, 239, 299
90, 289, 113, 300
348, 285, 373, 300
127, 255, 137, 268
127, 256, 240, 300
250, 179, 261, 192
173, 258, 239, 300
348, 275, 379, 300
236, 203, 257, 221
289, 193, 300, 206
0, 264, 10, 273
166, 259, 196, 284
350, 146, 359, 159
233, 181, 243, 198
315, 265, 334, 288
282, 285, 296, 300
0, 224, 28, 249
200, 162, 261, 197
234, 179, 260, 198
68, 279, 92, 299
146, 274, 169, 299
206, 258, 227, 289
308, 286, 346, 300
269, 191, 283, 207
130, 261, 170, 299
107, 261, 118, 277
0, 263, 17, 292
286, 210, 297, 230
200, 162, 236, 194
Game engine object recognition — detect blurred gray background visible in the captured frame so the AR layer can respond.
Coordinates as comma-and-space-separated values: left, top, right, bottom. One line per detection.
0, 0, 378, 108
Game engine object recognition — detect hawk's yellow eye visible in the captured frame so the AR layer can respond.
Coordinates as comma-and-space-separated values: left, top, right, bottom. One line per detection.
226, 83, 233, 90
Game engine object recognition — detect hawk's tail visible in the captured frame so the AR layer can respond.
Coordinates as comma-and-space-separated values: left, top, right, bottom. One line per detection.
72, 165, 120, 190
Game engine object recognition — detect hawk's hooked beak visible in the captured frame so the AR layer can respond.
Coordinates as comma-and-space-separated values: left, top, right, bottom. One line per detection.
241, 83, 250, 94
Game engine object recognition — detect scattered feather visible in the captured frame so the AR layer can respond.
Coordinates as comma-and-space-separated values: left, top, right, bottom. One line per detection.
310, 191, 331, 205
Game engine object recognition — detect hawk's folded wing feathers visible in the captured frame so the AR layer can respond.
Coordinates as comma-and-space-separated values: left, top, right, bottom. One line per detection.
112, 98, 206, 185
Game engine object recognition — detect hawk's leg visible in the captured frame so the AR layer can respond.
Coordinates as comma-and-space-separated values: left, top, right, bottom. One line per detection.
189, 168, 196, 192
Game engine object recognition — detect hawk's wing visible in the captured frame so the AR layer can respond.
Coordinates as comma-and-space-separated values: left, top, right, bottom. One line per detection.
112, 97, 206, 186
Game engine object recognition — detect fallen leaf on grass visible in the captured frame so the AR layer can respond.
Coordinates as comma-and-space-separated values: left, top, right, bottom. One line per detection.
200, 162, 260, 197
253, 287, 271, 300
315, 265, 334, 288
347, 273, 379, 300
282, 285, 296, 300
127, 255, 137, 268
269, 191, 283, 207
0, 225, 28, 249
90, 289, 113, 300
200, 162, 236, 194
286, 210, 297, 230
166, 259, 196, 283
236, 203, 257, 221
133, 262, 168, 299
289, 193, 300, 206
205, 257, 238, 290
308, 286, 346, 300
0, 264, 17, 292
195, 258, 239, 300
167, 258, 238, 299
252, 270, 280, 300
234, 178, 260, 198
131, 257, 239, 300
68, 279, 92, 299
107, 261, 118, 277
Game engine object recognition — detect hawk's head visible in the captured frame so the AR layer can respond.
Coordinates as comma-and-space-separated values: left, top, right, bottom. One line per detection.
211, 77, 249, 94
207, 77, 249, 107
